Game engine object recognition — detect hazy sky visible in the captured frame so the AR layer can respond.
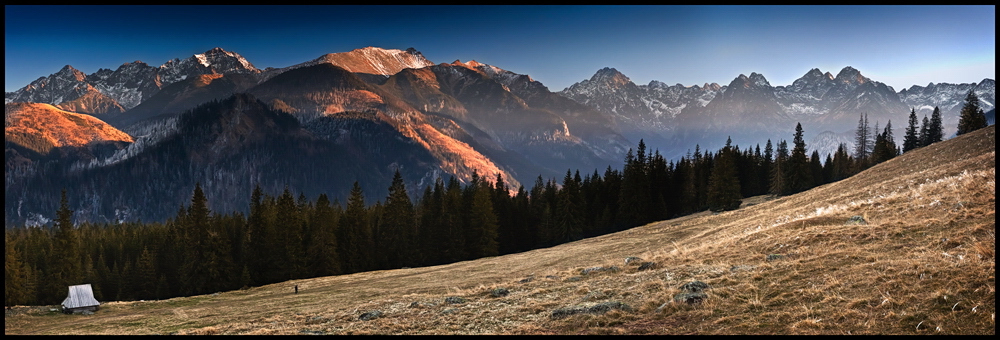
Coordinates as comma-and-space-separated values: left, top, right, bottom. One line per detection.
5, 5, 996, 93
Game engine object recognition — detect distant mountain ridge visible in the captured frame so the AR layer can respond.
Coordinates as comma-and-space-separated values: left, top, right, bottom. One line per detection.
560, 66, 994, 159
6, 48, 262, 114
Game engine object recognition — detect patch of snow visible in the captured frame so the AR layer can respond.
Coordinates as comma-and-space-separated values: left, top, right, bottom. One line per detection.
195, 53, 210, 67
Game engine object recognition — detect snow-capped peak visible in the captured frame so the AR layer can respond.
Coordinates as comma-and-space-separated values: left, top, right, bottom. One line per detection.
192, 47, 257, 71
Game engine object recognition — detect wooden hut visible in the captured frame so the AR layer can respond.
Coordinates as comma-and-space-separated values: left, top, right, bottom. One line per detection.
61, 284, 100, 314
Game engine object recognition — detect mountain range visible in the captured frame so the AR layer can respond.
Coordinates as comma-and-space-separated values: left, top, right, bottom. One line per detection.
4, 46, 995, 225
560, 66, 994, 160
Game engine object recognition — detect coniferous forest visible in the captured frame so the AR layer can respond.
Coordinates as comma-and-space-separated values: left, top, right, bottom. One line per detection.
7, 117, 955, 307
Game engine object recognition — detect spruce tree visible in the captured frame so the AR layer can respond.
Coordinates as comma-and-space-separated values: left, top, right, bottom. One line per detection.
854, 112, 872, 166
903, 108, 921, 152
307, 193, 342, 277
339, 182, 369, 274
381, 170, 415, 268
247, 185, 278, 285
441, 177, 467, 262
707, 142, 742, 211
279, 188, 308, 279
769, 140, 789, 196
872, 120, 898, 165
135, 247, 157, 300
619, 141, 650, 228
809, 150, 824, 187
761, 140, 773, 195
919, 115, 930, 147
5, 234, 28, 306
787, 123, 813, 193
492, 173, 517, 255
418, 179, 445, 265
927, 106, 944, 144
49, 189, 82, 299
554, 170, 584, 243
468, 180, 500, 258
957, 90, 987, 135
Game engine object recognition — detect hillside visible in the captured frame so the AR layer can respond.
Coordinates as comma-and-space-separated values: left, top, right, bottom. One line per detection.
5, 126, 994, 335
5, 103, 133, 154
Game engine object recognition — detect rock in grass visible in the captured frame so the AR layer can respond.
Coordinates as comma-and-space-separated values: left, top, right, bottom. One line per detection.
846, 215, 867, 225
490, 288, 510, 298
358, 310, 383, 321
624, 256, 643, 265
550, 306, 586, 319
550, 301, 633, 319
444, 296, 466, 304
588, 301, 633, 314
581, 266, 621, 275
673, 292, 708, 305
674, 281, 710, 305
766, 254, 785, 261
679, 281, 709, 293
637, 262, 658, 271
306, 316, 328, 324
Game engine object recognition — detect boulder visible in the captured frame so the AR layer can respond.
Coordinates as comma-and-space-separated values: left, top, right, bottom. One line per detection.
358, 310, 383, 321
490, 288, 510, 298
550, 301, 633, 319
679, 281, 709, 293
672, 292, 708, 305
624, 257, 643, 265
444, 296, 466, 304
581, 266, 620, 275
637, 262, 658, 271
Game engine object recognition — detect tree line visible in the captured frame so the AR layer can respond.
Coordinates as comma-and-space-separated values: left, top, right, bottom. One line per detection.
7, 91, 989, 306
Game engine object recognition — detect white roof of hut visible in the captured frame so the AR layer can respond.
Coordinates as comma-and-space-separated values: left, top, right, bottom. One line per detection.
61, 284, 100, 310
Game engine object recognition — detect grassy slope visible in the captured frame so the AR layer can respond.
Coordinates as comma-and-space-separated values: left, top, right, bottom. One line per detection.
5, 126, 994, 335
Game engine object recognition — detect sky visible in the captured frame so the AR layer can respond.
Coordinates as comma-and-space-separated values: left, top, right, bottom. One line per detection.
5, 5, 996, 93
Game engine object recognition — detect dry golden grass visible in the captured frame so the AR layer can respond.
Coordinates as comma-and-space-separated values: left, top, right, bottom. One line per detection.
5, 102, 134, 150
5, 126, 994, 335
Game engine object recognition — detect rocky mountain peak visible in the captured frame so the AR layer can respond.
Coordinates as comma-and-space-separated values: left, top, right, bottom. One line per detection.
306, 47, 434, 77
799, 68, 833, 83
56, 65, 87, 82
834, 66, 867, 85
748, 72, 771, 87
789, 68, 836, 92
589, 67, 632, 87
193, 47, 258, 73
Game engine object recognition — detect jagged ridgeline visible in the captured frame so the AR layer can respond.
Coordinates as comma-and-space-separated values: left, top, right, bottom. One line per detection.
5, 46, 994, 227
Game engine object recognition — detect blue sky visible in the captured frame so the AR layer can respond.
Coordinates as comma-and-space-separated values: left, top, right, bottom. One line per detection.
5, 5, 995, 93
